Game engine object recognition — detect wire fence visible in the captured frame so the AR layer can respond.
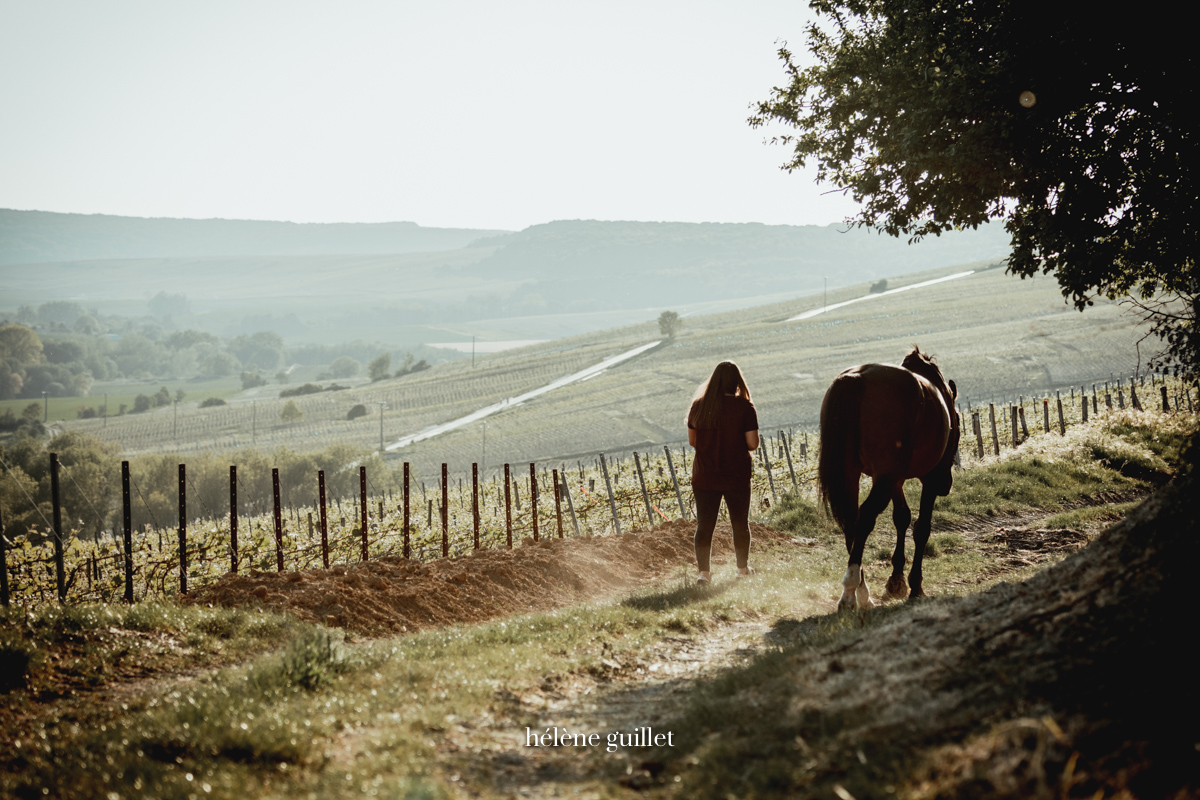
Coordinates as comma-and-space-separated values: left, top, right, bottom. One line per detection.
0, 372, 1194, 609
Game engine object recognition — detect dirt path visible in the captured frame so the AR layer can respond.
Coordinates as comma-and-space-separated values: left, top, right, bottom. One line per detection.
420, 506, 1116, 798
1, 498, 1128, 798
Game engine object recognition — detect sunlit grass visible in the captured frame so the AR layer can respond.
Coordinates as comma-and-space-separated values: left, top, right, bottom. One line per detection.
3, 410, 1189, 798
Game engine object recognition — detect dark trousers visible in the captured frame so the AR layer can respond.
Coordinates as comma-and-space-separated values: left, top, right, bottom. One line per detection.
693, 486, 751, 572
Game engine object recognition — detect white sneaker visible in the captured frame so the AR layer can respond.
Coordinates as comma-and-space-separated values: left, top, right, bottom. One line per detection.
696, 571, 712, 584
736, 567, 755, 579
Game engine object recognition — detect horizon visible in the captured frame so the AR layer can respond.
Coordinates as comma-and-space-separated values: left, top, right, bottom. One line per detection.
2, 206, 880, 233
0, 1, 861, 232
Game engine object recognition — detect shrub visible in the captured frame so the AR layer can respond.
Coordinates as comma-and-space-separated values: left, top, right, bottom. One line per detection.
347, 403, 368, 420
280, 401, 304, 423
200, 397, 226, 407
279, 383, 323, 398
240, 371, 267, 390
279, 629, 346, 691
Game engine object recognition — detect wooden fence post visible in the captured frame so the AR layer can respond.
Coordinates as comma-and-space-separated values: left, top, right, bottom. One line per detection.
359, 466, 368, 562
472, 463, 480, 549
781, 431, 798, 491
664, 446, 688, 520
1018, 405, 1029, 439
272, 468, 283, 572
1161, 385, 1170, 412
179, 463, 188, 593
972, 412, 984, 459
552, 468, 564, 538
50, 453, 65, 602
229, 465, 239, 575
1130, 378, 1142, 410
403, 463, 411, 559
1081, 389, 1089, 423
318, 469, 329, 568
504, 463, 513, 549
122, 460, 133, 603
1056, 391, 1066, 434
988, 404, 1000, 455
633, 452, 653, 527
1010, 405, 1019, 448
762, 443, 777, 503
1042, 400, 1050, 434
561, 468, 580, 536
442, 463, 449, 557
529, 463, 539, 542
599, 454, 622, 536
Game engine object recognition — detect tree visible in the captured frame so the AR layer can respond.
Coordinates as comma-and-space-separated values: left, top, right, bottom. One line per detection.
329, 356, 361, 378
751, 2, 1196, 367
658, 310, 682, 339
368, 353, 391, 382
0, 370, 25, 401
147, 291, 190, 320
280, 400, 304, 423
0, 324, 44, 365
199, 351, 239, 379
20, 402, 40, 423
228, 331, 284, 372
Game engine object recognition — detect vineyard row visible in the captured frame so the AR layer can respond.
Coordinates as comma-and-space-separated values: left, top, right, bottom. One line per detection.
1, 373, 1193, 609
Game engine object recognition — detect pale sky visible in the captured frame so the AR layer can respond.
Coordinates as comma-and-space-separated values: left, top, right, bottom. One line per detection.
0, 1, 860, 231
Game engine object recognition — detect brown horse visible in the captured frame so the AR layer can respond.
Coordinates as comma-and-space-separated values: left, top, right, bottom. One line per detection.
818, 346, 960, 611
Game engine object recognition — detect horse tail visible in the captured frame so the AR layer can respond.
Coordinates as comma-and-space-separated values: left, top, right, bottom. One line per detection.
818, 372, 862, 536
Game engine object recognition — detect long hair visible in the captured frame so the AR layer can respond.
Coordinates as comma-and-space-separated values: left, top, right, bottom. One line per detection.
687, 361, 752, 429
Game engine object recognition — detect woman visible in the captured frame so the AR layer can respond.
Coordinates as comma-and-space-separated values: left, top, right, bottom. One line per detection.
687, 361, 759, 583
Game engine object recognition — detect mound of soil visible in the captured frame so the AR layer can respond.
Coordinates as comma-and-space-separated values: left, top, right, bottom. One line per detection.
187, 521, 789, 636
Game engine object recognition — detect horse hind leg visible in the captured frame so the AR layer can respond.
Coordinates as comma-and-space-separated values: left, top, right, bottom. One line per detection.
907, 482, 939, 600
883, 484, 911, 601
838, 478, 892, 612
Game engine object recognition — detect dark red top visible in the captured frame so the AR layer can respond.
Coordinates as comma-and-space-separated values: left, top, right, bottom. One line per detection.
688, 395, 758, 491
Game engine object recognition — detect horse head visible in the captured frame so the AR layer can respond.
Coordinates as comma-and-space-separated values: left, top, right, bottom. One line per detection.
901, 346, 960, 495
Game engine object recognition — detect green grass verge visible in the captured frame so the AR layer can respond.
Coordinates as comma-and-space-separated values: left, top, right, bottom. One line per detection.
2, 412, 1187, 799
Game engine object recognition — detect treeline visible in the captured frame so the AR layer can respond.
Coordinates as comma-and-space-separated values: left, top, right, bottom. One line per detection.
0, 300, 432, 401
0, 431, 404, 541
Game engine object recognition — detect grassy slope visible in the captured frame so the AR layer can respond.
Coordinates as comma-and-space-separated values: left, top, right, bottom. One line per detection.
50, 262, 1151, 471
1, 410, 1189, 799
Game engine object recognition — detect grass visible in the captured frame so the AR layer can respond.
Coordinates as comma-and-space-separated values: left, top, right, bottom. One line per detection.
0, 602, 299, 699
44, 262, 1167, 474
1041, 501, 1141, 531
1, 411, 1189, 798
0, 376, 245, 422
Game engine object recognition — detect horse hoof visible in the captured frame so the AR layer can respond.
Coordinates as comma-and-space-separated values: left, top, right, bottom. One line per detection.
837, 595, 857, 612
906, 589, 926, 602
884, 576, 908, 598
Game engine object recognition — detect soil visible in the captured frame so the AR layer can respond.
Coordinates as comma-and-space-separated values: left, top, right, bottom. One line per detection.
185, 521, 792, 636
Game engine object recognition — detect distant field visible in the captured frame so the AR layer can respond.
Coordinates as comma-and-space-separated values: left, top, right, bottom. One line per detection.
50, 261, 1153, 477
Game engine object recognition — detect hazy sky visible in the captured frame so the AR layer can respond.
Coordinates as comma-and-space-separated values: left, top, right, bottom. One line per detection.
0, 1, 859, 231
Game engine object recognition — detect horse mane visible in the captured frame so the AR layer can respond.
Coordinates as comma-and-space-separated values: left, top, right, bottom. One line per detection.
901, 345, 948, 396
